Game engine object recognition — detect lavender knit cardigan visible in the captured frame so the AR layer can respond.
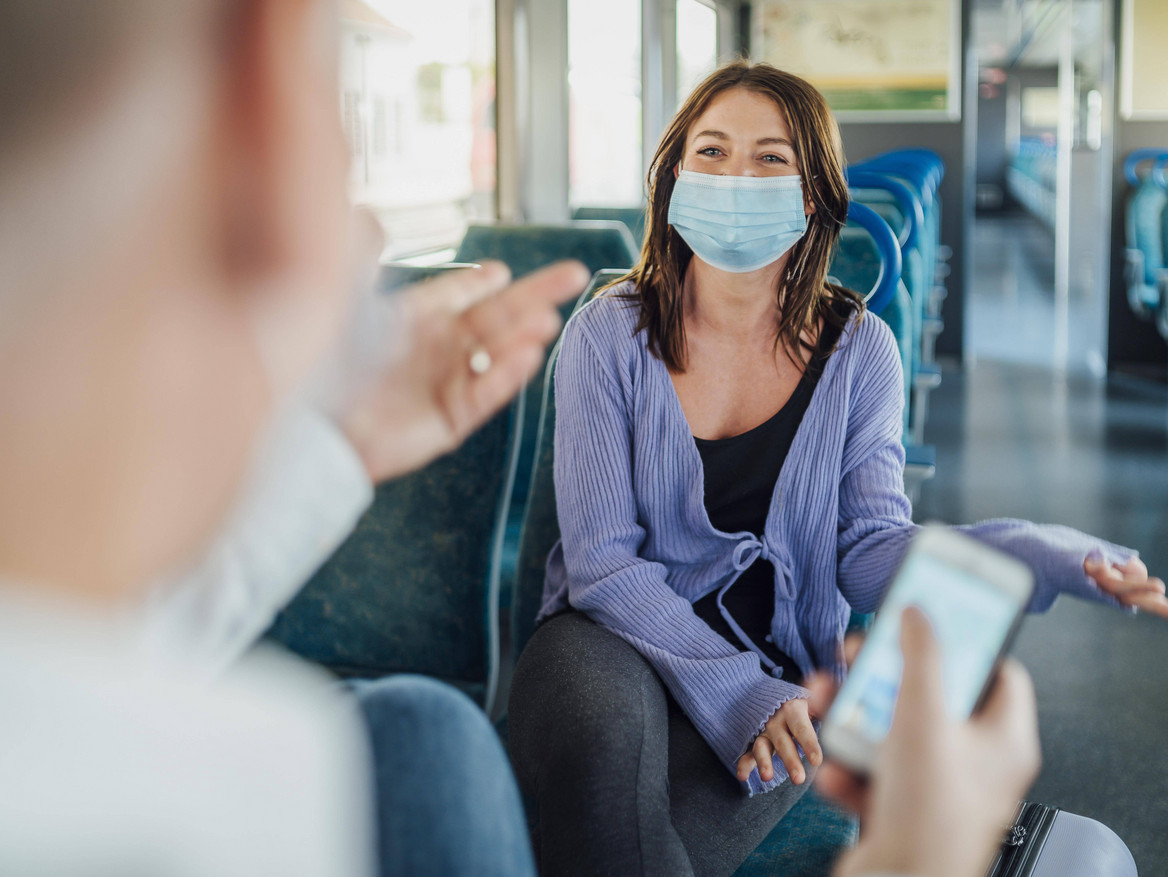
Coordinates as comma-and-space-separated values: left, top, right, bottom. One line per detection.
538, 284, 1134, 797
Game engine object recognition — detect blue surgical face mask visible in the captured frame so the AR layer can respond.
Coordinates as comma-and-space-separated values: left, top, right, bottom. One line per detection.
667, 170, 809, 273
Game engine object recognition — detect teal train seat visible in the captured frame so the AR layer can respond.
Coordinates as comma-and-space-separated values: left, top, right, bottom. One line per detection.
509, 271, 861, 877
1122, 149, 1168, 332
377, 260, 480, 293
454, 221, 640, 586
265, 335, 523, 716
571, 205, 648, 249
511, 269, 625, 657
454, 221, 638, 307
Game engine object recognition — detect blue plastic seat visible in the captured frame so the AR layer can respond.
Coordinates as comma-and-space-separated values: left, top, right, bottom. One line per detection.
847, 170, 937, 444
1122, 149, 1168, 327
1006, 138, 1057, 230
831, 201, 935, 500
851, 150, 948, 333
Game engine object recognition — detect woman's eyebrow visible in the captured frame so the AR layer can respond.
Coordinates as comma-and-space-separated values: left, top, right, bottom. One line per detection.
692, 130, 792, 147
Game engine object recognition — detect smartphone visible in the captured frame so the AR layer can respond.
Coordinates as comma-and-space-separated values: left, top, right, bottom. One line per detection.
820, 525, 1034, 775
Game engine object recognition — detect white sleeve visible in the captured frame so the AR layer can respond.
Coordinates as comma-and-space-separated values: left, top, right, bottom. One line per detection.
130, 402, 374, 676
0, 610, 378, 877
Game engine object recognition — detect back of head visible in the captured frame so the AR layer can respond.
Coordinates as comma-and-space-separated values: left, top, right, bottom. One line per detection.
0, 0, 355, 603
1, 2, 159, 153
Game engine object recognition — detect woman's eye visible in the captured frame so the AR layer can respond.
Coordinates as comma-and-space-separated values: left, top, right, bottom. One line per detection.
761, 154, 788, 164
697, 146, 722, 157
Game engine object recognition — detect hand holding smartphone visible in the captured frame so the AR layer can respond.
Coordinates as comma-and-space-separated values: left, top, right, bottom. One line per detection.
821, 525, 1035, 775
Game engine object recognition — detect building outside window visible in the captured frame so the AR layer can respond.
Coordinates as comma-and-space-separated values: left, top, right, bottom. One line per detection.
568, 0, 644, 208
339, 0, 496, 260
677, 0, 718, 100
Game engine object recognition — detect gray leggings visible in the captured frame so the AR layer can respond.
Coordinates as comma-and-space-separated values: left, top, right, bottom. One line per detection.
507, 611, 812, 877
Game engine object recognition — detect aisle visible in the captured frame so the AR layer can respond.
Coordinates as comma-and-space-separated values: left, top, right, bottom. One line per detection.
915, 360, 1168, 874
965, 214, 1107, 374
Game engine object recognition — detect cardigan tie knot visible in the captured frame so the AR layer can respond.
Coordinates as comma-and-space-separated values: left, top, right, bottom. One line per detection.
732, 538, 766, 571
732, 538, 797, 601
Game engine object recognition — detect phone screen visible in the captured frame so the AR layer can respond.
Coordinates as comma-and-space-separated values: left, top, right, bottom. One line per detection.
827, 550, 1022, 745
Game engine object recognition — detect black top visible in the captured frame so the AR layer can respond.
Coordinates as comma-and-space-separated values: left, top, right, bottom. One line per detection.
690, 317, 846, 683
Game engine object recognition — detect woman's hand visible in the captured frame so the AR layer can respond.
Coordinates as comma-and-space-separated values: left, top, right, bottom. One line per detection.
1085, 555, 1168, 618
735, 697, 822, 785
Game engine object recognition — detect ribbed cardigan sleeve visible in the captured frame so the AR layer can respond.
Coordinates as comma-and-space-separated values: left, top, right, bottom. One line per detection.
554, 315, 806, 796
836, 318, 1136, 615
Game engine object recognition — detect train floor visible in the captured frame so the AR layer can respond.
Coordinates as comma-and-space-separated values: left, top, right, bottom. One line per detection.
918, 360, 1168, 873
965, 212, 1108, 375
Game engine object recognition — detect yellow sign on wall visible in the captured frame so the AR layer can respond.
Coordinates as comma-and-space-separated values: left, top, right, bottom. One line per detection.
753, 0, 961, 120
1121, 0, 1168, 119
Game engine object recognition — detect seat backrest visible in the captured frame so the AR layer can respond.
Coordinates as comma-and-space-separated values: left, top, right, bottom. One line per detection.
454, 221, 638, 305
1128, 181, 1168, 285
377, 261, 480, 293
266, 389, 523, 715
571, 206, 648, 249
839, 201, 902, 316
455, 223, 639, 539
1125, 152, 1168, 286
830, 226, 913, 437
511, 271, 622, 656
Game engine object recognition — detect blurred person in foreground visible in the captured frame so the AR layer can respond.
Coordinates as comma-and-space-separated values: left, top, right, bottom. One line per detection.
806, 608, 1042, 877
0, 1, 586, 875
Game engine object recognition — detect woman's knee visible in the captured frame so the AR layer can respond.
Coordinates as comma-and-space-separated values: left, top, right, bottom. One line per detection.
508, 613, 667, 774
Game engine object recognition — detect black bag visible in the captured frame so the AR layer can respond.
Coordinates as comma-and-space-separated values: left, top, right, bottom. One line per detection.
985, 802, 1137, 877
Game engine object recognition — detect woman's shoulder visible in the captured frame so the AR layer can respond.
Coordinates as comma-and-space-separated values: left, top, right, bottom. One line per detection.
562, 279, 644, 356
835, 307, 900, 369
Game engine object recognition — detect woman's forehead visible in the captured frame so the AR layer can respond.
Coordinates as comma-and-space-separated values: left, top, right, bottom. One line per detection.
688, 88, 792, 143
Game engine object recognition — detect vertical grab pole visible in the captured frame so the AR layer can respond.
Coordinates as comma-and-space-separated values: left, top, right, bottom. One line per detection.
1053, 0, 1075, 373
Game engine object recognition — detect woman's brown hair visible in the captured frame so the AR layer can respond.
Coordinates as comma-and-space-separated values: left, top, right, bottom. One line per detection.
614, 60, 861, 372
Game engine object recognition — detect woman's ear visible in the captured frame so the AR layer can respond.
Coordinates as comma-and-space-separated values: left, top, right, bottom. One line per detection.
674, 162, 681, 179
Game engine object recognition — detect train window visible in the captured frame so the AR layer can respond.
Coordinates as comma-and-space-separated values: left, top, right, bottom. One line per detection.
339, 0, 496, 260
569, 0, 644, 207
677, 0, 717, 97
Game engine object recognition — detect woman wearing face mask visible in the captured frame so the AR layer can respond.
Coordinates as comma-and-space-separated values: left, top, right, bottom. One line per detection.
507, 61, 1162, 877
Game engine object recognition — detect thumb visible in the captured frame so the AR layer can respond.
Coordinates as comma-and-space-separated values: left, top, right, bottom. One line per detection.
892, 606, 947, 727
969, 659, 1040, 780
